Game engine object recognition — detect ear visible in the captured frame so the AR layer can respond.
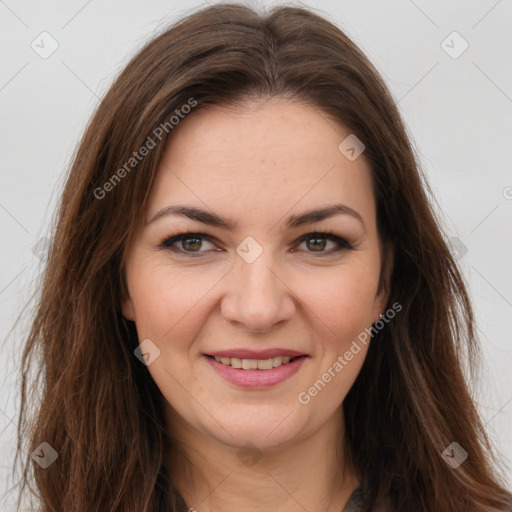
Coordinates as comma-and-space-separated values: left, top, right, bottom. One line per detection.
121, 279, 135, 322
121, 286, 136, 321
122, 295, 136, 321
372, 242, 394, 321
120, 262, 136, 321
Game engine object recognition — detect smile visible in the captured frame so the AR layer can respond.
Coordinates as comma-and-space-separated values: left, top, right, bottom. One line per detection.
204, 354, 308, 389
210, 355, 297, 370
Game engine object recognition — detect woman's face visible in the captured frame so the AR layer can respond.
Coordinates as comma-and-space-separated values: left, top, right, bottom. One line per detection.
122, 97, 389, 451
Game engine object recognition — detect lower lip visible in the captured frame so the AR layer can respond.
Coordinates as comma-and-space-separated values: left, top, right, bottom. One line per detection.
204, 355, 308, 389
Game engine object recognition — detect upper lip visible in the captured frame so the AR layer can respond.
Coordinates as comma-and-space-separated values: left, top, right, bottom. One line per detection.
205, 349, 307, 360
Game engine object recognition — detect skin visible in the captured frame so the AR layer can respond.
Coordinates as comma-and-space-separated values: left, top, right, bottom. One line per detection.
122, 97, 391, 512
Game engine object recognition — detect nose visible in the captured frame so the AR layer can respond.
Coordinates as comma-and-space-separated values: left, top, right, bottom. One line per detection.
221, 250, 296, 333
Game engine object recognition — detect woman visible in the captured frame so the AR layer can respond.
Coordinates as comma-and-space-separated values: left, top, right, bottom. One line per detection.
15, 2, 512, 511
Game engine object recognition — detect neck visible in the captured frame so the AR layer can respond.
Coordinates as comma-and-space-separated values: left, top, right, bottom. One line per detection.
165, 407, 360, 512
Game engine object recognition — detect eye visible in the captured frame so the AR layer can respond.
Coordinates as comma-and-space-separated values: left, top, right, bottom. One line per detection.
295, 232, 353, 255
160, 232, 217, 256
159, 231, 353, 257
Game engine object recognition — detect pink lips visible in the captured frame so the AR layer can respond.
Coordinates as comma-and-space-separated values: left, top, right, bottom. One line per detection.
203, 353, 308, 389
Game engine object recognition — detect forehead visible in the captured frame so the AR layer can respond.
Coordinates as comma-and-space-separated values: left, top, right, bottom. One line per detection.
147, 98, 376, 231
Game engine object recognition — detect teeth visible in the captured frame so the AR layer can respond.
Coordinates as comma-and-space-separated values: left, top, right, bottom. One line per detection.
242, 359, 258, 370
258, 359, 273, 370
231, 357, 242, 368
272, 356, 283, 368
213, 355, 296, 370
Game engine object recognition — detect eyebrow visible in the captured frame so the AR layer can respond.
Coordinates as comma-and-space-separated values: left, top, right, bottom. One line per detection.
148, 203, 366, 232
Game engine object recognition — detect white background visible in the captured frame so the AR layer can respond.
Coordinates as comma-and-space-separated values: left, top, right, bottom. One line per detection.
1, 0, 511, 507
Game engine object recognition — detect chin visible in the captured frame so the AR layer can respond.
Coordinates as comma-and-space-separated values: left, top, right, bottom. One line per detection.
206, 410, 305, 452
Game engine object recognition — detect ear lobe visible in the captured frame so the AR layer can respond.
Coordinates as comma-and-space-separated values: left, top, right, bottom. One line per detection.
375, 286, 391, 319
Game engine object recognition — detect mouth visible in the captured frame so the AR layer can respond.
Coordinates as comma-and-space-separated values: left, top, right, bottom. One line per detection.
203, 353, 308, 389
205, 354, 305, 370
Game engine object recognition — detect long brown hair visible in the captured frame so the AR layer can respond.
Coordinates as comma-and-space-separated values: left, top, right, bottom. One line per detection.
14, 3, 511, 511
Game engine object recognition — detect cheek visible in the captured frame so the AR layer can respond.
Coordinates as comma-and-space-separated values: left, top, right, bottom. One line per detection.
127, 263, 223, 344
300, 265, 378, 341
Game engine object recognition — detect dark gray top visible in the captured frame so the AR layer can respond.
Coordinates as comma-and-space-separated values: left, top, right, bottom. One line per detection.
342, 486, 364, 511
340, 486, 512, 511
176, 484, 512, 511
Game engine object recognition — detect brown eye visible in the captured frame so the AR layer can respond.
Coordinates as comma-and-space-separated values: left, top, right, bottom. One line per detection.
296, 232, 352, 255
305, 235, 328, 252
180, 236, 203, 252
161, 233, 216, 255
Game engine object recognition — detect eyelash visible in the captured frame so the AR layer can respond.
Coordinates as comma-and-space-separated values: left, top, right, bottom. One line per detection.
158, 231, 353, 257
